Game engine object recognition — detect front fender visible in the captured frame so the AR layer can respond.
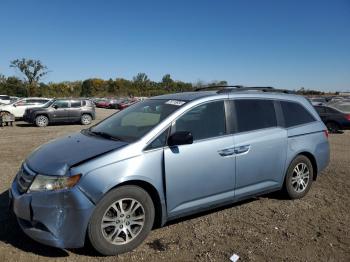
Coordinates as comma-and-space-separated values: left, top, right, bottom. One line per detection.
76, 150, 167, 225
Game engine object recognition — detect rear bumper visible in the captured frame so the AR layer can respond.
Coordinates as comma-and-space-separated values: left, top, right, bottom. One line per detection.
315, 140, 330, 176
10, 179, 95, 248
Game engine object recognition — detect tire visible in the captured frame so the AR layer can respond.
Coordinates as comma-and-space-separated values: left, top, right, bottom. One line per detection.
35, 115, 49, 127
284, 155, 314, 199
88, 185, 155, 256
326, 121, 340, 133
81, 114, 92, 125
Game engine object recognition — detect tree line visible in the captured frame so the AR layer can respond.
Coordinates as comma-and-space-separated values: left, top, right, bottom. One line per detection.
0, 58, 330, 98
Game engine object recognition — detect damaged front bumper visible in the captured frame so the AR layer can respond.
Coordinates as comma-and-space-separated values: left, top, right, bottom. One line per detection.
10, 178, 95, 249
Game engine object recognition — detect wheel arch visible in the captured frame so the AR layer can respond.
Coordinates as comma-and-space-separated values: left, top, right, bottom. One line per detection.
287, 151, 318, 181
34, 113, 50, 121
106, 180, 164, 229
81, 112, 93, 118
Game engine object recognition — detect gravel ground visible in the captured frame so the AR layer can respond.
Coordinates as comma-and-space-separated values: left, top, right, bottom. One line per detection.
0, 108, 349, 261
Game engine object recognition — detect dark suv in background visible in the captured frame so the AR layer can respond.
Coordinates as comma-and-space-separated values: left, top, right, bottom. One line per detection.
24, 99, 96, 127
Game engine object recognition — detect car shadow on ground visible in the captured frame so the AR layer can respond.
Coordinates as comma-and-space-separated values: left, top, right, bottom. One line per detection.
0, 189, 287, 257
0, 190, 69, 257
15, 123, 88, 127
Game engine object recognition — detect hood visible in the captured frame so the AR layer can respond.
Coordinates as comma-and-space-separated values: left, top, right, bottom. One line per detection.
26, 131, 128, 176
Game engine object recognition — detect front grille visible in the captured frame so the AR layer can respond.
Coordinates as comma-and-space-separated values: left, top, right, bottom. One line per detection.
16, 165, 35, 194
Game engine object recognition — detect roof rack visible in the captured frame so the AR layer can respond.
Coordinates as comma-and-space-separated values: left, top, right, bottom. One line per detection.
194, 85, 294, 94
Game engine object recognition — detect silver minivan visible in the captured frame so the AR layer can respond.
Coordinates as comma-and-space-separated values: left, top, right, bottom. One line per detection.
10, 87, 330, 255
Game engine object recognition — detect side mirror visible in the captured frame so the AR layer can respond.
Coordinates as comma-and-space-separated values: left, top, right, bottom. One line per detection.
53, 105, 58, 109
13, 104, 17, 107
167, 131, 193, 147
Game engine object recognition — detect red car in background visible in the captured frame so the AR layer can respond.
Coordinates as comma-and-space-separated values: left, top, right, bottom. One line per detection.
95, 99, 111, 108
117, 98, 138, 110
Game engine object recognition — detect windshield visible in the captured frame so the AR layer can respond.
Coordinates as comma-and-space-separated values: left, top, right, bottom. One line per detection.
42, 100, 55, 108
89, 99, 185, 142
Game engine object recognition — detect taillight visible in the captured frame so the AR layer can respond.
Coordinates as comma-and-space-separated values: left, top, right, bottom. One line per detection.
324, 130, 329, 138
345, 114, 350, 121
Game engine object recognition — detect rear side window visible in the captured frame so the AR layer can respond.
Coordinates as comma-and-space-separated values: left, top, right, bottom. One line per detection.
235, 99, 277, 132
281, 101, 315, 127
71, 101, 82, 108
53, 100, 69, 108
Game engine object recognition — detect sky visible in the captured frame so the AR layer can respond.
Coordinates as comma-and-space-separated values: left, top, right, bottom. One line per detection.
0, 0, 349, 92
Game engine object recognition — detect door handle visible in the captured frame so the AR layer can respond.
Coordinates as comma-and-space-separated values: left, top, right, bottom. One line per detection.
234, 145, 250, 155
218, 147, 235, 157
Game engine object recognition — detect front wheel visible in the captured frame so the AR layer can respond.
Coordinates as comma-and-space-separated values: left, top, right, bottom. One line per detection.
35, 115, 49, 127
284, 155, 313, 199
88, 186, 155, 256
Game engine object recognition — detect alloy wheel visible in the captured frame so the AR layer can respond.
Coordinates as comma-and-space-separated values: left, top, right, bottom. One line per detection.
101, 198, 145, 245
291, 163, 310, 193
36, 116, 48, 127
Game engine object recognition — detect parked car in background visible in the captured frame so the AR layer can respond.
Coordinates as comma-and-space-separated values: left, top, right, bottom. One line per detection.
309, 97, 327, 106
23, 99, 96, 127
0, 97, 51, 118
95, 98, 112, 108
0, 95, 11, 105
108, 98, 126, 109
10, 86, 329, 255
314, 104, 350, 133
117, 98, 138, 110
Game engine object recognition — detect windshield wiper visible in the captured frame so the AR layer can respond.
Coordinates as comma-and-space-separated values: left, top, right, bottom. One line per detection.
89, 130, 123, 141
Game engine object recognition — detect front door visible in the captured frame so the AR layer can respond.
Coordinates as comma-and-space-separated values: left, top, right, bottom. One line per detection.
51, 100, 70, 122
164, 100, 236, 218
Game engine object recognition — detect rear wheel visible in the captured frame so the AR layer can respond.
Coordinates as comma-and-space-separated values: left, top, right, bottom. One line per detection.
326, 121, 340, 133
81, 114, 92, 125
284, 155, 313, 199
35, 115, 49, 127
88, 186, 155, 256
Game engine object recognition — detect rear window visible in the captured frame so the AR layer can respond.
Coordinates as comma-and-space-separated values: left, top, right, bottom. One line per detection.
281, 101, 315, 127
235, 99, 277, 132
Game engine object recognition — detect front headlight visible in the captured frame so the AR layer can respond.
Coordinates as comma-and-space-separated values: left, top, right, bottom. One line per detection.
28, 174, 81, 192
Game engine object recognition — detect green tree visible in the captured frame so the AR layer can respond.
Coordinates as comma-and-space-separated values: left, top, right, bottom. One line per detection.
10, 58, 49, 96
133, 72, 150, 91
10, 58, 49, 85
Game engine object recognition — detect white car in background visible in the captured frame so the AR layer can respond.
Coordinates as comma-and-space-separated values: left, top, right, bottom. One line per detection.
0, 95, 11, 105
0, 97, 51, 118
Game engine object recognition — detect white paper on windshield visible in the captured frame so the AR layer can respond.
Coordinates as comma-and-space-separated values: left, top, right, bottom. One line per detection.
165, 100, 185, 106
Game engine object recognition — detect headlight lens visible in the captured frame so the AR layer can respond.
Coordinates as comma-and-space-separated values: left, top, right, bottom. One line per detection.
29, 174, 81, 192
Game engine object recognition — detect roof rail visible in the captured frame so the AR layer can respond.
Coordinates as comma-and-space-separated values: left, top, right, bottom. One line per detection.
195, 85, 244, 91
194, 85, 294, 94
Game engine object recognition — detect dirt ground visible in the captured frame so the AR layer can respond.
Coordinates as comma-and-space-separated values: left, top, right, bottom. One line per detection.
0, 108, 349, 262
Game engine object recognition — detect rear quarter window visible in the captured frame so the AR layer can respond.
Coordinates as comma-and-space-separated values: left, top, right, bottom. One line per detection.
281, 101, 315, 128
